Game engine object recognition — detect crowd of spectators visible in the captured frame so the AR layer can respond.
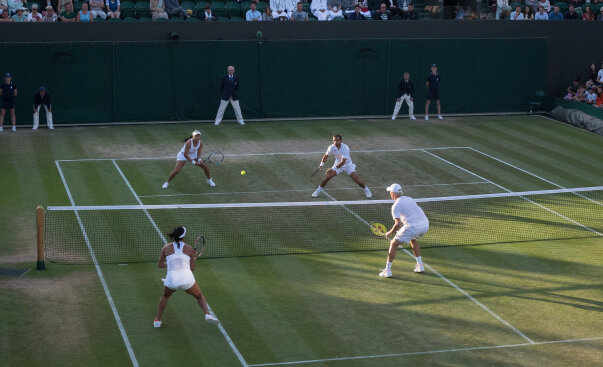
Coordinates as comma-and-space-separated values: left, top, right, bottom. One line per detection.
0, 0, 602, 21
564, 61, 603, 109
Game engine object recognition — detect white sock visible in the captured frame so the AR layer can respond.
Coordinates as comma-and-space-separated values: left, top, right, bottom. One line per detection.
416, 256, 422, 265
317, 186, 322, 191
385, 262, 392, 271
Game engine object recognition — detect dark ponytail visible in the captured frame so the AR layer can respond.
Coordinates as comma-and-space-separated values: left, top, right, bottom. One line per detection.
168, 226, 185, 248
183, 135, 193, 142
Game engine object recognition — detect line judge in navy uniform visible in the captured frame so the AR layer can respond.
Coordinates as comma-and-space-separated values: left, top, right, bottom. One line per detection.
424, 64, 443, 120
0, 73, 18, 132
214, 65, 245, 125
392, 72, 416, 120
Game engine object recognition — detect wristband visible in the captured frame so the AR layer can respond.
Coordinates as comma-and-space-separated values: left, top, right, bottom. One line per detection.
319, 162, 324, 167
191, 160, 196, 165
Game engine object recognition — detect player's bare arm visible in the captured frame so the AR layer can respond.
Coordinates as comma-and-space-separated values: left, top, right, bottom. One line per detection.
157, 246, 167, 268
385, 218, 402, 239
184, 140, 195, 164
317, 154, 329, 171
185, 245, 196, 271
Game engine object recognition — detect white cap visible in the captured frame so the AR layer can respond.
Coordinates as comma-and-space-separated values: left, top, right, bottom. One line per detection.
386, 183, 403, 194
191, 130, 201, 137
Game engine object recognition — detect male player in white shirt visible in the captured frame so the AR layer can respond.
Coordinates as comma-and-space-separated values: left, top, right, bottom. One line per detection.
312, 134, 372, 198
380, 183, 429, 278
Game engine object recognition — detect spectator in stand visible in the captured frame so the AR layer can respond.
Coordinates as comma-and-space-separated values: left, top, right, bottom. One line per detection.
424, 0, 440, 17
582, 4, 594, 19
523, 5, 534, 19
310, 0, 328, 20
374, 3, 392, 19
564, 77, 580, 100
524, 0, 537, 12
8, 0, 25, 16
199, 4, 216, 20
59, 1, 75, 20
587, 63, 598, 83
270, 0, 288, 20
0, 9, 13, 21
246, 0, 262, 20
326, 0, 343, 19
39, 0, 57, 15
548, 5, 563, 19
510, 5, 523, 19
536, 0, 550, 12
340, 0, 355, 16
89, 0, 106, 19
399, 0, 411, 17
574, 85, 586, 101
27, 2, 42, 20
42, 4, 57, 20
367, 0, 381, 17
599, 6, 603, 20
404, 3, 418, 19
454, 3, 465, 19
535, 5, 548, 19
585, 85, 597, 105
382, 0, 400, 17
595, 85, 603, 108
262, 5, 273, 19
58, 0, 72, 13
33, 87, 54, 130
567, 0, 580, 8
106, 0, 120, 19
150, 0, 168, 19
357, 0, 371, 18
348, 4, 366, 19
76, 2, 93, 21
0, 0, 7, 14
12, 7, 26, 21
496, 0, 511, 19
597, 60, 603, 84
290, 1, 308, 20
166, 0, 190, 19
0, 73, 18, 132
564, 4, 579, 19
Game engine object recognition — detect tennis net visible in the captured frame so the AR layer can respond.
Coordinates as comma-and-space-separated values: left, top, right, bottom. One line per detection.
43, 186, 603, 265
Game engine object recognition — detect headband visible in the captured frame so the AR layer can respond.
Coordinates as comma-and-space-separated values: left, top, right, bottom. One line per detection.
179, 227, 187, 239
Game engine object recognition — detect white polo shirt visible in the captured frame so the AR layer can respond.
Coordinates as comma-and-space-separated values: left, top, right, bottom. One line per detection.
391, 196, 429, 227
326, 143, 352, 168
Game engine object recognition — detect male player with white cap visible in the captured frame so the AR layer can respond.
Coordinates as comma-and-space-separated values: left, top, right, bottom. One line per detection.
379, 183, 429, 278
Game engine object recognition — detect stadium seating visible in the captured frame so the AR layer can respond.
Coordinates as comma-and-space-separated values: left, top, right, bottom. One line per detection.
211, 1, 227, 17
181, 0, 196, 16
120, 1, 136, 18
135, 1, 151, 18
225, 1, 241, 17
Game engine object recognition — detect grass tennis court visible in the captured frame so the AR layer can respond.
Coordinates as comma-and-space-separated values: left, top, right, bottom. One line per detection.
1, 115, 602, 366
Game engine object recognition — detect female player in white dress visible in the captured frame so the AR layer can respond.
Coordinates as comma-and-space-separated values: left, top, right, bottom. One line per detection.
162, 130, 216, 188
154, 226, 219, 327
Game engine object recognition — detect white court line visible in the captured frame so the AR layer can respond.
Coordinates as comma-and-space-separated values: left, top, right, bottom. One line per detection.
139, 182, 489, 198
55, 161, 139, 367
468, 147, 603, 206
422, 150, 602, 237
248, 336, 603, 366
320, 191, 535, 344
111, 160, 249, 367
54, 146, 471, 162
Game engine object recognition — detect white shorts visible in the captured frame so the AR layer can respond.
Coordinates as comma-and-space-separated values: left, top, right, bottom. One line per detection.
177, 152, 198, 162
162, 270, 195, 291
395, 222, 429, 244
332, 163, 356, 176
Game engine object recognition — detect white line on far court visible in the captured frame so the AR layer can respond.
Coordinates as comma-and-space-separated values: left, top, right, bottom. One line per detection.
248, 336, 603, 366
112, 160, 249, 367
54, 146, 471, 162
139, 182, 489, 198
55, 161, 139, 367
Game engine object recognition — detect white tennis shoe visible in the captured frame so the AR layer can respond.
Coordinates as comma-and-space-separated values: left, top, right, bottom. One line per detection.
153, 319, 162, 328
414, 264, 424, 273
207, 178, 216, 187
205, 314, 220, 325
438, 115, 443, 120
214, 121, 220, 126
424, 116, 429, 121
379, 269, 392, 278
12, 126, 16, 131
409, 115, 416, 120
391, 116, 396, 120
0, 127, 3, 132
312, 187, 322, 198
238, 120, 245, 125
161, 182, 169, 189
364, 187, 372, 198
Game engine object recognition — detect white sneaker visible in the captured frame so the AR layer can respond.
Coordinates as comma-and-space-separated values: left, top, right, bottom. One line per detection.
364, 187, 372, 198
391, 116, 396, 120
153, 319, 162, 328
12, 126, 16, 131
161, 182, 169, 189
414, 263, 424, 273
0, 126, 3, 132
205, 314, 220, 325
207, 178, 216, 187
379, 269, 392, 278
238, 120, 245, 125
438, 115, 443, 120
32, 126, 38, 130
214, 121, 220, 126
311, 187, 321, 198
49, 126, 54, 130
424, 116, 429, 121
409, 115, 416, 120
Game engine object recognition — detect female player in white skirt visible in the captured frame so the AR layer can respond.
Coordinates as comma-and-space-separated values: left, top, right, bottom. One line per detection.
154, 226, 219, 327
162, 130, 216, 188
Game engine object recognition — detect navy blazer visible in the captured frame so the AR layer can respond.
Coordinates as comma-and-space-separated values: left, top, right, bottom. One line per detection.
220, 74, 239, 101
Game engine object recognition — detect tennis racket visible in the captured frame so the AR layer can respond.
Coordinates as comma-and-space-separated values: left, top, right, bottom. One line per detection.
310, 166, 321, 177
369, 222, 388, 238
202, 151, 224, 164
194, 235, 206, 259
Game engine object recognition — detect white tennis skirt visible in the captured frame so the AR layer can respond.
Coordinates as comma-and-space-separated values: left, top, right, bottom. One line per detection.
162, 270, 196, 291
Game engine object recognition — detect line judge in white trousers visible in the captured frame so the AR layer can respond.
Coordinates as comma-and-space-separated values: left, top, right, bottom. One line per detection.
33, 86, 54, 130
214, 65, 245, 125
392, 72, 416, 120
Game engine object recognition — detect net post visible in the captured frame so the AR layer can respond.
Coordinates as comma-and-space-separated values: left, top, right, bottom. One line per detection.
36, 206, 45, 270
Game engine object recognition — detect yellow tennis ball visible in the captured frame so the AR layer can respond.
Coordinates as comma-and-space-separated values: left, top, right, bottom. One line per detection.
241, 170, 246, 175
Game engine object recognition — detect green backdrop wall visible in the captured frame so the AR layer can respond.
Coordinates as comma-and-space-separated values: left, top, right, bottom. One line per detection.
0, 38, 546, 124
